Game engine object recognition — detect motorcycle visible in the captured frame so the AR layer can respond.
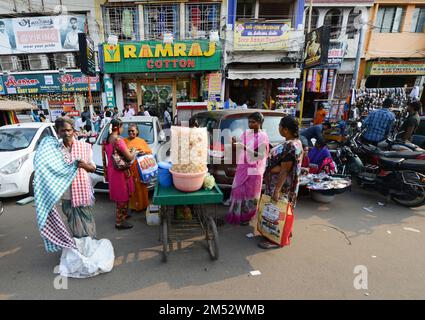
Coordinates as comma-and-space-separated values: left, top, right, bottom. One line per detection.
334, 123, 425, 208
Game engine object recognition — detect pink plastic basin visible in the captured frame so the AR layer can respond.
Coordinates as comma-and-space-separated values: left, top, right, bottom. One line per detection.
169, 169, 208, 192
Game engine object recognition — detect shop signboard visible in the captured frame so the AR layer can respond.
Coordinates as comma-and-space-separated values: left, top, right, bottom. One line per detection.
208, 72, 222, 101
0, 76, 4, 94
233, 22, 291, 51
102, 40, 221, 73
369, 61, 425, 76
0, 15, 86, 54
104, 78, 116, 108
327, 42, 346, 67
78, 33, 96, 76
2, 72, 100, 94
304, 26, 330, 68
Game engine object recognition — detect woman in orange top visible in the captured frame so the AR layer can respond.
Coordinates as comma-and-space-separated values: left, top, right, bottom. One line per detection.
124, 123, 152, 212
313, 104, 327, 125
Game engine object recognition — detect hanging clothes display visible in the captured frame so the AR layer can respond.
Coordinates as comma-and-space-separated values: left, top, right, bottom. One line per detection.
307, 70, 313, 92
315, 71, 322, 93
311, 70, 318, 93
327, 70, 335, 93
320, 69, 328, 93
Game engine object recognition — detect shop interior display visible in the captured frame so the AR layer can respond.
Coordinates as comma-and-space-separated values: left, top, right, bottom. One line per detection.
276, 81, 298, 116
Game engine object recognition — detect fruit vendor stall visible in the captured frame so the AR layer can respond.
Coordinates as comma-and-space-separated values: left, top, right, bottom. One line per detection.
152, 126, 223, 262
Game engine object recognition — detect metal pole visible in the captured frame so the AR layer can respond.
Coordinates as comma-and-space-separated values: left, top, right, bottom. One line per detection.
351, 19, 366, 90
299, 69, 307, 126
308, 0, 313, 32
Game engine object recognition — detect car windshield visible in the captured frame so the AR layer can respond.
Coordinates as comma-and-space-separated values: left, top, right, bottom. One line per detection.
0, 128, 38, 151
219, 116, 283, 143
99, 122, 155, 144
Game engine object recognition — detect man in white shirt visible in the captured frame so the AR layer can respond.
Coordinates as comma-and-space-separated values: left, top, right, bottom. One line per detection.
163, 108, 172, 129
74, 116, 85, 132
63, 17, 83, 50
0, 20, 12, 54
123, 105, 135, 117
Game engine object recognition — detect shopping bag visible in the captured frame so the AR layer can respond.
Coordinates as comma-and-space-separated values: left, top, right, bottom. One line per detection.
136, 154, 158, 183
256, 194, 294, 247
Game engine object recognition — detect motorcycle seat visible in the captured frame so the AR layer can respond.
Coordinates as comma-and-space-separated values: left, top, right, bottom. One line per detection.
379, 157, 404, 168
397, 159, 425, 171
378, 150, 424, 159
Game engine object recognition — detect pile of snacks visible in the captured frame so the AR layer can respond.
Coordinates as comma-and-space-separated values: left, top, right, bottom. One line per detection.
171, 126, 208, 174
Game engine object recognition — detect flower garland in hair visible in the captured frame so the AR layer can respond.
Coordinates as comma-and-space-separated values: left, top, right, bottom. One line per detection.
108, 126, 113, 135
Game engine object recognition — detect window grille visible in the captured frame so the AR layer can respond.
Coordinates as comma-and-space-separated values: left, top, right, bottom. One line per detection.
103, 6, 139, 41
411, 7, 425, 33
186, 3, 220, 39
375, 6, 405, 33
144, 4, 180, 40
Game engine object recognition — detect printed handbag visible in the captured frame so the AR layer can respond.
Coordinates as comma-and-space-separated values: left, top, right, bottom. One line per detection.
111, 143, 133, 171
256, 194, 294, 247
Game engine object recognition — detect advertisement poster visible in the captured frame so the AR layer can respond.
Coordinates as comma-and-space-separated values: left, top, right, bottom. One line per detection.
208, 72, 221, 101
104, 78, 116, 108
234, 22, 291, 51
0, 15, 86, 55
2, 72, 99, 94
304, 26, 330, 68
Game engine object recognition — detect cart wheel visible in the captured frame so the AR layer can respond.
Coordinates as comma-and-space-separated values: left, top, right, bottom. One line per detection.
162, 217, 169, 263
206, 216, 219, 260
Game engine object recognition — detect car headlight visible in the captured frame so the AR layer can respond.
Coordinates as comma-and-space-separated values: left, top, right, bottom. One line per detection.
0, 154, 29, 175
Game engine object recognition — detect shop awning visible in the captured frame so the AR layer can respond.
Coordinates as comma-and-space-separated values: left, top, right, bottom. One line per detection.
0, 99, 35, 111
227, 67, 301, 80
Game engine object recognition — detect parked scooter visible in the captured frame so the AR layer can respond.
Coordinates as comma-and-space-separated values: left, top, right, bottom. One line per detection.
334, 123, 425, 208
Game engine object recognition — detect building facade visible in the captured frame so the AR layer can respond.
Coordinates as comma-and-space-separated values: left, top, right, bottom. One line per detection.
359, 0, 425, 104
99, 0, 225, 118
224, 0, 305, 113
0, 0, 104, 120
302, 0, 372, 118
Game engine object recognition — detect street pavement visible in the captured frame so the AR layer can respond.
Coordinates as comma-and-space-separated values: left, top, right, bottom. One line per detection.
0, 186, 424, 300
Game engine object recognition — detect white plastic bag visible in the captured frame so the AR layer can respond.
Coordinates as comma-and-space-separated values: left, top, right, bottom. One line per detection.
58, 237, 115, 279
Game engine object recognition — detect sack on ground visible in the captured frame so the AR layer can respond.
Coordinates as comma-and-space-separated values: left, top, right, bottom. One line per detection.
146, 204, 160, 226
256, 194, 294, 247
58, 237, 115, 278
137, 154, 158, 183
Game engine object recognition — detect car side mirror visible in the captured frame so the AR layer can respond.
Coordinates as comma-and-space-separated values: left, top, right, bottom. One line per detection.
158, 131, 166, 143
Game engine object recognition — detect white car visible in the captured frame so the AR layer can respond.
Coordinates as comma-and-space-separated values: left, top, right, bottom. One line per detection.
90, 116, 169, 193
0, 122, 58, 197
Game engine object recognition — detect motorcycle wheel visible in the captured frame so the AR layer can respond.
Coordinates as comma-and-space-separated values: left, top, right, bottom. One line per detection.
391, 185, 425, 208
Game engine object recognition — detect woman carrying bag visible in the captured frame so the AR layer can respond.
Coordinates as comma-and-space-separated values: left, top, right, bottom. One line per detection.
259, 116, 303, 249
103, 119, 136, 229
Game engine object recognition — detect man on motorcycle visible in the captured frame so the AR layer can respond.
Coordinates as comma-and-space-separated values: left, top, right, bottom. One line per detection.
398, 101, 422, 143
362, 98, 396, 145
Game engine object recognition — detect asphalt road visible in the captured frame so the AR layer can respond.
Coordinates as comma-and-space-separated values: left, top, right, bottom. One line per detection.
0, 186, 424, 300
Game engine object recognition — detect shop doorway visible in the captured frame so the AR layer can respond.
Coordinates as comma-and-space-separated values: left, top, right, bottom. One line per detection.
140, 82, 173, 119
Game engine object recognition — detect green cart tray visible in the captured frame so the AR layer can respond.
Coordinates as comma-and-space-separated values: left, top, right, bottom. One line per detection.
153, 183, 223, 206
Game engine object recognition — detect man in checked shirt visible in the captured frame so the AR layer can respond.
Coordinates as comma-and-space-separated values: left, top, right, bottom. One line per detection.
361, 98, 396, 146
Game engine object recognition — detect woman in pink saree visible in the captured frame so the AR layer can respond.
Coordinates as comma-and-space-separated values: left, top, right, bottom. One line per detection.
226, 112, 270, 226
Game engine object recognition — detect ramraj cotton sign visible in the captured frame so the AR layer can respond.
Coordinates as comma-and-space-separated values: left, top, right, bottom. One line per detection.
370, 61, 425, 76
102, 40, 221, 73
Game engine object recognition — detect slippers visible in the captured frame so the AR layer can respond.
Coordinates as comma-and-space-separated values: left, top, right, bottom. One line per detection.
258, 241, 280, 249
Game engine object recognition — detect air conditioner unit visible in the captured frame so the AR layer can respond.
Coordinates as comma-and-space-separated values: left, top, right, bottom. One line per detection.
29, 54, 49, 70
0, 56, 22, 72
54, 53, 76, 69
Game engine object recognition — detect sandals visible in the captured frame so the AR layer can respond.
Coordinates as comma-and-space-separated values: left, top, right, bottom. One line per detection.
258, 241, 280, 249
115, 221, 133, 229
